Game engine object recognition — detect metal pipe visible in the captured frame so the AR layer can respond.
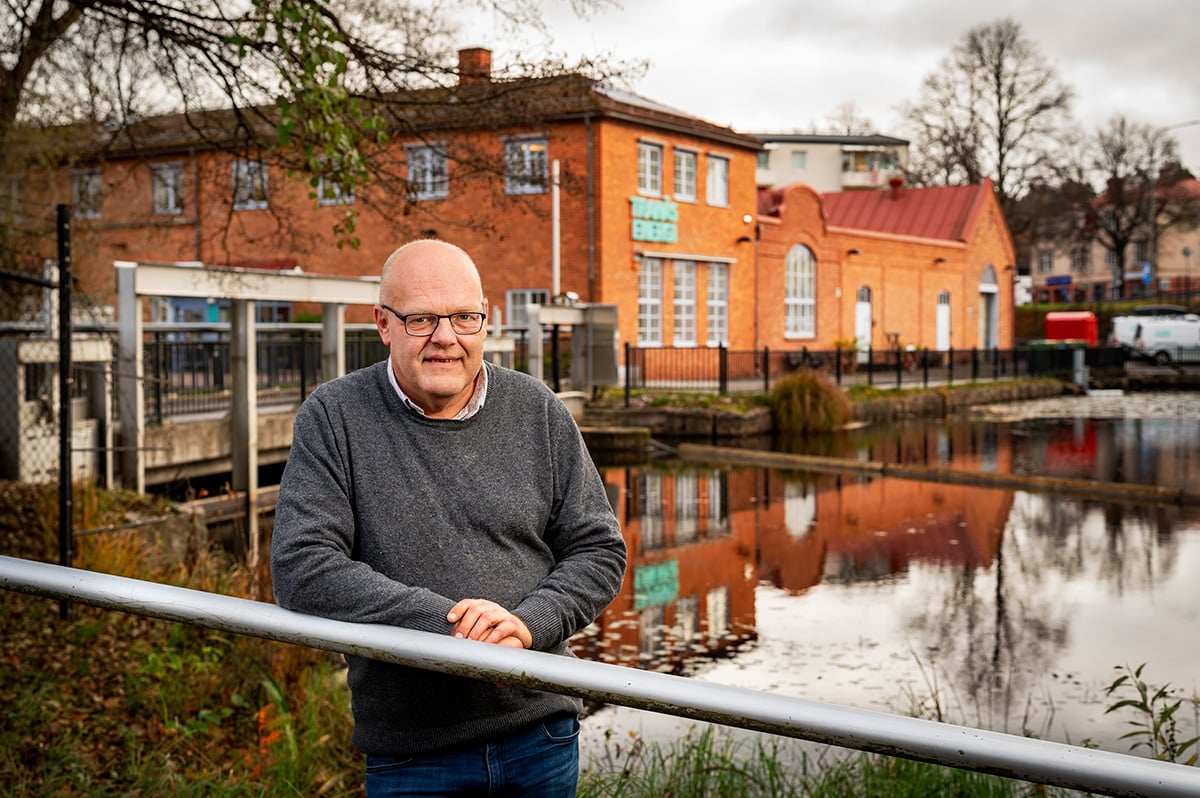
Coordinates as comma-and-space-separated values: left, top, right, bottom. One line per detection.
2, 555, 1198, 798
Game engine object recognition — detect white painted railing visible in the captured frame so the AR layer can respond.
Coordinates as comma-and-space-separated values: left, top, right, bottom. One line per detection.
2, 554, 1198, 797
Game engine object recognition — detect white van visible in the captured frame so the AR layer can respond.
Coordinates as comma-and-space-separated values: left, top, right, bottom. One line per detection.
1109, 313, 1200, 364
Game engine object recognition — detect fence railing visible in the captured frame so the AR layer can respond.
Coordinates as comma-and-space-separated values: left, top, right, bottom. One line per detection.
141, 327, 391, 420
2, 554, 1197, 798
136, 325, 526, 423
624, 343, 1138, 396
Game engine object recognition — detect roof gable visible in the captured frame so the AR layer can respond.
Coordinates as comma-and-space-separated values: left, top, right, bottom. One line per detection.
823, 179, 994, 242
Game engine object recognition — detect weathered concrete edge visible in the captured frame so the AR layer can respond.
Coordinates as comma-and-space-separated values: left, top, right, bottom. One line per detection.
677, 443, 1200, 507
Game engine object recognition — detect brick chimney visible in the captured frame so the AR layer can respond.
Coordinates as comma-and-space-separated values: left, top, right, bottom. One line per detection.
458, 47, 492, 85
888, 174, 905, 200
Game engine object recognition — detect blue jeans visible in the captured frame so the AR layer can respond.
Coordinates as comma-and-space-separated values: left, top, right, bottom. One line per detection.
364, 713, 580, 797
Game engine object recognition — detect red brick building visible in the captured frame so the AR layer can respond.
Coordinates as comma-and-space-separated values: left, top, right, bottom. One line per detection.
31, 48, 762, 349
755, 177, 1016, 354
30, 47, 1014, 368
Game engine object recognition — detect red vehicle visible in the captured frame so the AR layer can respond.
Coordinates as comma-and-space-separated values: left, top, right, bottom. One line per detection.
1044, 311, 1098, 347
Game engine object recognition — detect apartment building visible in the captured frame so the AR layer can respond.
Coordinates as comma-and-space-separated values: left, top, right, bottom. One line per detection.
1029, 179, 1200, 303
751, 133, 908, 194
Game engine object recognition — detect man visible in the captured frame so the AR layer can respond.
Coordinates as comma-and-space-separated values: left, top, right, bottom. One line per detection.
271, 239, 627, 796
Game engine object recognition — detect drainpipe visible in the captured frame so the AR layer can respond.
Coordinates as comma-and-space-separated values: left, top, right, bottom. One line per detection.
552, 159, 560, 298
585, 115, 596, 292
191, 148, 201, 261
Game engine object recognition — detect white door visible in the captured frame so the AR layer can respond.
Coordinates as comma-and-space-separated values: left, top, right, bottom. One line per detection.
979, 266, 999, 349
855, 286, 872, 363
936, 291, 951, 351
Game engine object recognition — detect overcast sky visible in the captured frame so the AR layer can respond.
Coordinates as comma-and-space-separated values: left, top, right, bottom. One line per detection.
457, 0, 1200, 174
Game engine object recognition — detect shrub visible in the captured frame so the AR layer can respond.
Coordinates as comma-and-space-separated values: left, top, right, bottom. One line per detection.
769, 370, 852, 435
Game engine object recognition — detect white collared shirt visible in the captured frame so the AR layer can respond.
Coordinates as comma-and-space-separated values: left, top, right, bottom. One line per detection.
386, 361, 488, 420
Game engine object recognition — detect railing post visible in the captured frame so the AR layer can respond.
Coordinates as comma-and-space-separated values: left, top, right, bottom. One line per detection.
299, 329, 308, 400
948, 346, 954, 385
867, 345, 874, 387
835, 346, 842, 384
153, 331, 164, 424
623, 341, 631, 408
922, 347, 929, 388
718, 345, 729, 394
972, 347, 979, 381
762, 346, 770, 392
895, 346, 902, 388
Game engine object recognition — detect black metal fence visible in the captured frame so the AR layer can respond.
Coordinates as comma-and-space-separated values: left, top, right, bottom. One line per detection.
624, 342, 1139, 396
138, 325, 531, 423
142, 327, 390, 421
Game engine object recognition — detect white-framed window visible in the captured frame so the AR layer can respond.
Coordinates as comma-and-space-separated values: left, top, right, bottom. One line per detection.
316, 157, 356, 206
675, 471, 699, 543
505, 288, 549, 330
706, 154, 729, 207
674, 149, 696, 201
151, 163, 184, 215
783, 480, 816, 540
504, 136, 548, 195
675, 594, 698, 644
406, 144, 448, 200
706, 586, 729, 642
638, 470, 664, 549
706, 262, 728, 347
72, 169, 103, 218
706, 471, 728, 532
1134, 241, 1148, 264
639, 605, 665, 662
1036, 251, 1053, 274
790, 150, 807, 170
232, 159, 269, 210
1105, 247, 1119, 267
1070, 246, 1089, 274
673, 260, 697, 346
638, 257, 663, 346
785, 244, 816, 338
638, 141, 663, 195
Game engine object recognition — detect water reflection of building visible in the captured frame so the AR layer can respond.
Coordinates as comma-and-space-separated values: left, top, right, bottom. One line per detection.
570, 467, 759, 672
574, 428, 1015, 670
1016, 417, 1200, 491
748, 423, 1014, 592
756, 473, 1012, 593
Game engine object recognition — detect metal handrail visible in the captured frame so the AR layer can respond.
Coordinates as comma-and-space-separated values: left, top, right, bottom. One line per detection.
2, 554, 1197, 797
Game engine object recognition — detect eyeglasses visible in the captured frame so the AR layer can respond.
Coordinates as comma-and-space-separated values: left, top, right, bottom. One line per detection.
380, 304, 487, 336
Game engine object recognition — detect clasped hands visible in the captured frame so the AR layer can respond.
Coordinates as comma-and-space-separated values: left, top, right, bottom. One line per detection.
447, 598, 532, 649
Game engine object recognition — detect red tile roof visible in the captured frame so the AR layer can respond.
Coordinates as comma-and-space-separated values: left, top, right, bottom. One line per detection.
822, 178, 994, 242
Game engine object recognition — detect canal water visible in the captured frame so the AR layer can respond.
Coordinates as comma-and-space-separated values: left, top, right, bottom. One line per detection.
575, 391, 1200, 768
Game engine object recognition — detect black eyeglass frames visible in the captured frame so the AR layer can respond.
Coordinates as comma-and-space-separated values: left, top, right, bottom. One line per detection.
379, 304, 487, 336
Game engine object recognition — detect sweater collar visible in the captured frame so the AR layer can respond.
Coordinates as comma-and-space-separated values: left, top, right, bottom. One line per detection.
386, 361, 488, 421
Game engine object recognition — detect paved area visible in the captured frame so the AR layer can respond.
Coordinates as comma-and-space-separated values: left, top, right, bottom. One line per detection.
967, 389, 1200, 421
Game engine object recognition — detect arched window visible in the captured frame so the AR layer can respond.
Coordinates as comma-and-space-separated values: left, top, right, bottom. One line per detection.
785, 244, 816, 338
857, 285, 872, 302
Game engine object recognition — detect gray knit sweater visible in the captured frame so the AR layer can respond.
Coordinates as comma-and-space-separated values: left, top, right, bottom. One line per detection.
270, 361, 627, 757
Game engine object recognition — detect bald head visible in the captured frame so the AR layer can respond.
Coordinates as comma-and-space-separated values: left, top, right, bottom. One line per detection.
380, 239, 484, 306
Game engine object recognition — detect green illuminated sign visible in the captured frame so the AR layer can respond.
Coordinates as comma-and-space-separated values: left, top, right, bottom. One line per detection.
634, 560, 679, 609
630, 196, 678, 243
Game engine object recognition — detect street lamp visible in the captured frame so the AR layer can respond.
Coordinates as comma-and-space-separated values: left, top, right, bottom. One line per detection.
1185, 246, 1193, 297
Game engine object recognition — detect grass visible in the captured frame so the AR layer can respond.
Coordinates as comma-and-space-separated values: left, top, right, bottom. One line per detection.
579, 724, 1074, 797
2, 480, 1196, 795
0, 481, 361, 797
768, 371, 852, 434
